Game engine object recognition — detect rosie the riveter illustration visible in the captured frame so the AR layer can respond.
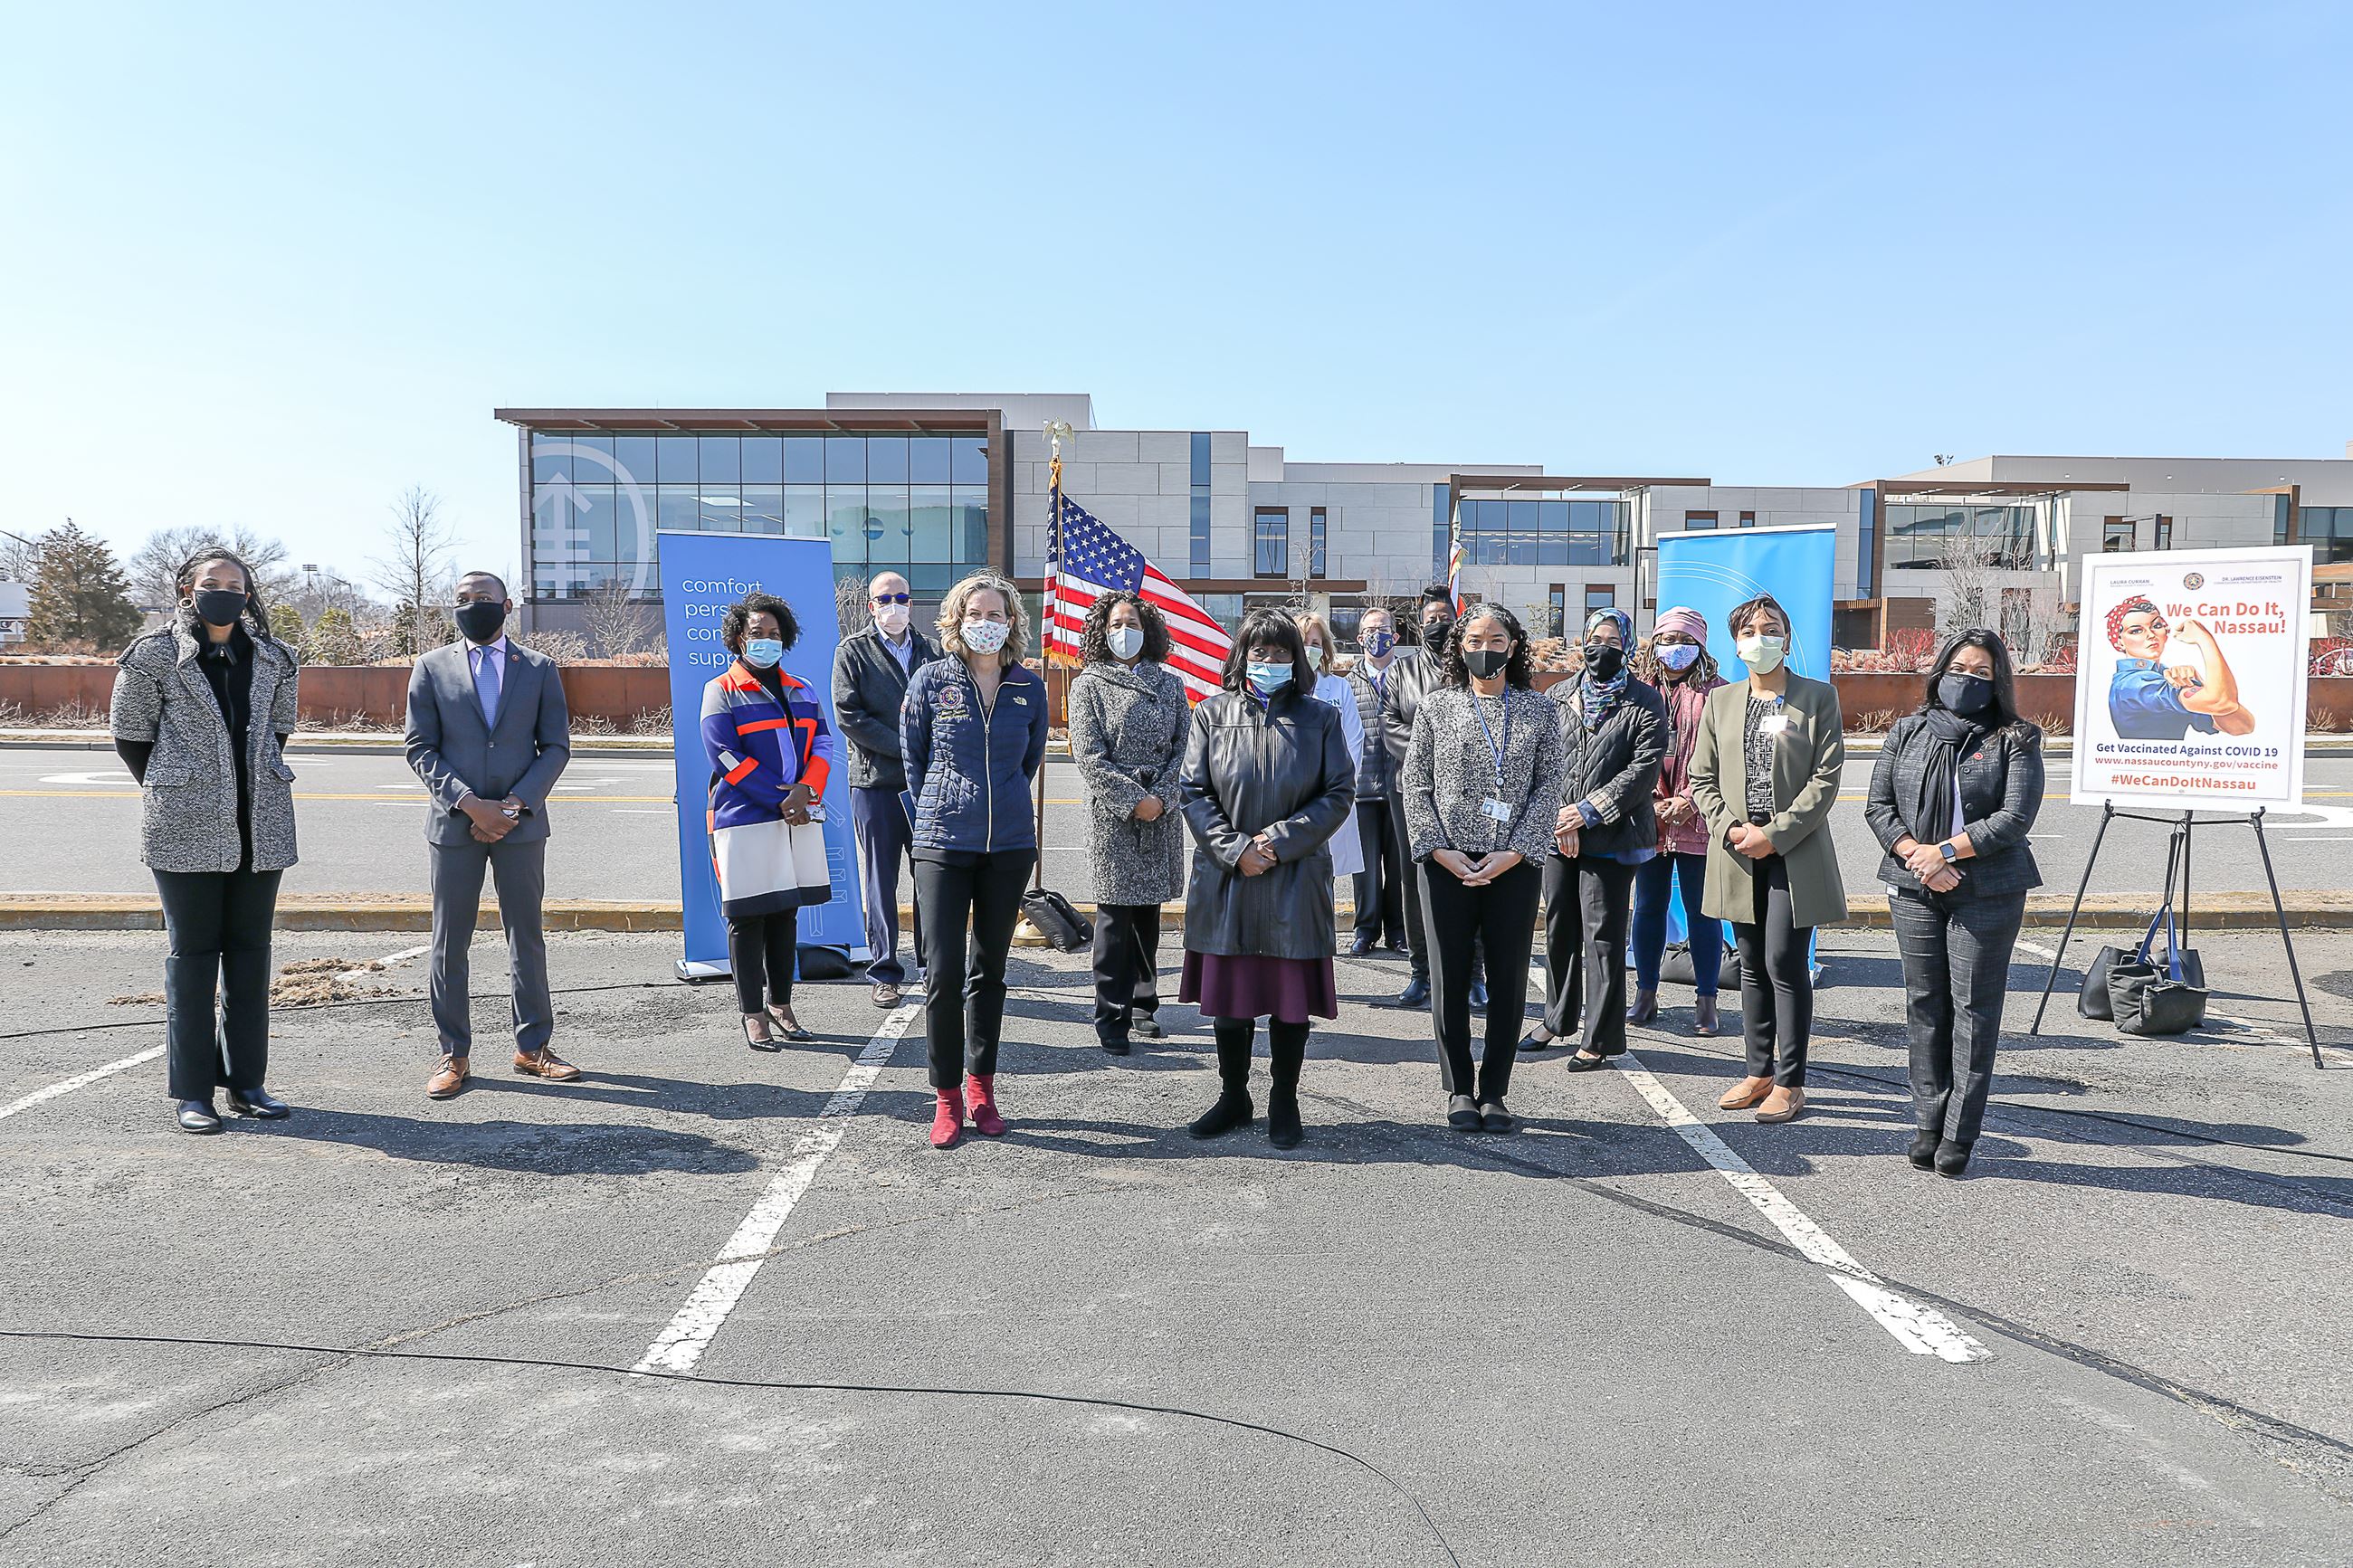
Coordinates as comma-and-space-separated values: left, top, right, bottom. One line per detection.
2105, 596, 2253, 740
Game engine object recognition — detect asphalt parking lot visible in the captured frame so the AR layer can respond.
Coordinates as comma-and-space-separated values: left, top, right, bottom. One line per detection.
3, 924, 2349, 1564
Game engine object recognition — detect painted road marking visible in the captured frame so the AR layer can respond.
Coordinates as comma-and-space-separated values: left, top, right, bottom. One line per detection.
1525, 960, 1990, 1364
634, 1003, 922, 1377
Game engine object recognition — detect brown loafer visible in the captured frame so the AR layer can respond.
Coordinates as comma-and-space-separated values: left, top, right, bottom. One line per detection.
513, 1048, 581, 1082
1756, 1086, 1806, 1124
1717, 1075, 1775, 1111
425, 1055, 470, 1100
872, 981, 901, 1009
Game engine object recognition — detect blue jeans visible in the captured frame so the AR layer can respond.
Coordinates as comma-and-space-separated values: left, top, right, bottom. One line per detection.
1631, 851, 1720, 996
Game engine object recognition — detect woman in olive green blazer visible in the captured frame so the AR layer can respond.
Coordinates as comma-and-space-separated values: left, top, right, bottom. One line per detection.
1688, 594, 1847, 1125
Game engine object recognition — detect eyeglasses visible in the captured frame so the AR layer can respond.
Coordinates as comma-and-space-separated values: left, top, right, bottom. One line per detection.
872, 593, 911, 606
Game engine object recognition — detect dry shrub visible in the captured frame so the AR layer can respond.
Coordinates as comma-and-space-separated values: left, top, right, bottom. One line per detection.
110, 956, 407, 1010
2033, 710, 2072, 736
575, 714, 618, 737
1852, 708, 1895, 735
2310, 705, 2348, 735
631, 704, 673, 736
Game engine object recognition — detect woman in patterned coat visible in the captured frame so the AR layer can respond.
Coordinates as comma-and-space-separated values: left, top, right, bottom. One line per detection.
1066, 592, 1190, 1056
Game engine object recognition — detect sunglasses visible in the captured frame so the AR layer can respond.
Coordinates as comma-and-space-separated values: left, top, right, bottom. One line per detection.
872, 593, 912, 605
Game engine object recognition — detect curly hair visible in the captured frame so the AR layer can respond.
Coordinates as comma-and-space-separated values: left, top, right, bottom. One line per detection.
176, 549, 273, 640
2106, 595, 2165, 651
1631, 635, 1720, 689
1078, 591, 1169, 665
720, 593, 799, 655
1439, 601, 1533, 689
937, 572, 1029, 661
1220, 608, 1317, 694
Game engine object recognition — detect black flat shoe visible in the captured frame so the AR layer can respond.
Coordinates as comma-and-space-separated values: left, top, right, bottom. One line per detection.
1100, 1036, 1132, 1057
1478, 1100, 1517, 1134
1518, 1029, 1557, 1053
225, 1087, 290, 1119
1446, 1094, 1481, 1132
1188, 1091, 1253, 1140
1908, 1130, 1939, 1171
1935, 1142, 1973, 1179
176, 1099, 222, 1135
1564, 1050, 1612, 1073
1129, 1014, 1163, 1040
1268, 1089, 1302, 1149
1390, 977, 1431, 1010
1347, 933, 1377, 957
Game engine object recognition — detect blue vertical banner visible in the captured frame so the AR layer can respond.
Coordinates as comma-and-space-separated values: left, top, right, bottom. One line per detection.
1651, 524, 1839, 964
657, 531, 865, 978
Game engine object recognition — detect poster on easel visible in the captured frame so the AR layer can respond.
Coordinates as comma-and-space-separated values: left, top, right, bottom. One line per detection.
2068, 544, 2310, 812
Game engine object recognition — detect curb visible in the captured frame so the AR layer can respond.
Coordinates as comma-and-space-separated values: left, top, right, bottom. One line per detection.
5, 893, 2348, 936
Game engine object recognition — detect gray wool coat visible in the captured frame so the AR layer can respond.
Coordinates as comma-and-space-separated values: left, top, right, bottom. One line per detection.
1066, 659, 1189, 908
110, 613, 302, 873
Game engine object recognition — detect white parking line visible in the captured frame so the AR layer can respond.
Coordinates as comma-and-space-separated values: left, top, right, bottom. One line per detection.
634, 1003, 922, 1376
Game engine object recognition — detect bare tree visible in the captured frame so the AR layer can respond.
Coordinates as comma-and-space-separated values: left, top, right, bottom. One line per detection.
370, 487, 458, 657
1, 527, 45, 584
1935, 527, 2072, 666
126, 523, 294, 610
581, 579, 654, 660
835, 575, 869, 639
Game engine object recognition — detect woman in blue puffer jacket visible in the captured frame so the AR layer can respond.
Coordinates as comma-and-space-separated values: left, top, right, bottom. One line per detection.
900, 571, 1051, 1149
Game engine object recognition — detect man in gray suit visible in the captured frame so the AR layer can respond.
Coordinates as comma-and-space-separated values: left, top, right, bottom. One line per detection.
405, 572, 576, 1099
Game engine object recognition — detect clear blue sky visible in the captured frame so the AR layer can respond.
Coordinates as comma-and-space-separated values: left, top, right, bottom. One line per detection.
5, 2, 2348, 583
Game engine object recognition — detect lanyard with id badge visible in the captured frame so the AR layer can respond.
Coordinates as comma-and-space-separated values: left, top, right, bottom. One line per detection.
1473, 697, 1515, 841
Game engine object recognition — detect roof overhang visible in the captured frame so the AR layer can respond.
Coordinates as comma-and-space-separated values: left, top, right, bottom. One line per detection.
1448, 473, 1710, 494
493, 407, 996, 433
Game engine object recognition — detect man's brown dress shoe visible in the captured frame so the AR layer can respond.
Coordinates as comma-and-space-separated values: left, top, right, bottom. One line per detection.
426, 1056, 470, 1100
513, 1048, 581, 1082
872, 981, 901, 1009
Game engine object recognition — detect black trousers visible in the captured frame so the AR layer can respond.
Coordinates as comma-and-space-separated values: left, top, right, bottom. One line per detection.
1732, 856, 1814, 1088
153, 868, 283, 1101
1352, 795, 1405, 942
851, 785, 922, 986
1386, 782, 1481, 984
1091, 902, 1162, 1045
1538, 853, 1639, 1053
1213, 1016, 1308, 1092
1891, 888, 2026, 1147
913, 849, 1034, 1090
1421, 858, 1541, 1104
727, 908, 800, 1014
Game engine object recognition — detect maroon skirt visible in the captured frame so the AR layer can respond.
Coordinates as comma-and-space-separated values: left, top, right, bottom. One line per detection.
1178, 952, 1338, 1025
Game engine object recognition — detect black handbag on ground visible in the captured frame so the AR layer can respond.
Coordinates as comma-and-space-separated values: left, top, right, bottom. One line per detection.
2078, 830, 2203, 1019
2109, 898, 2208, 1036
1659, 940, 1742, 990
1020, 887, 1090, 953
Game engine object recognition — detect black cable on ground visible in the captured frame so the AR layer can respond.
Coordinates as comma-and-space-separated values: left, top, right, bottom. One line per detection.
0, 1326, 1462, 1566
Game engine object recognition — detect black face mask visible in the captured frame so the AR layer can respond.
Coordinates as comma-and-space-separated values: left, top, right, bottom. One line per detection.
191, 589, 248, 629
1422, 616, 1453, 651
1938, 671, 1996, 717
1463, 648, 1509, 680
1582, 642, 1625, 680
454, 599, 509, 643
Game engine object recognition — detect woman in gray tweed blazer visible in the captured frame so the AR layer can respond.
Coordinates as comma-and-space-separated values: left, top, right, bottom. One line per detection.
108, 548, 301, 1135
1066, 591, 1190, 1057
1402, 603, 1565, 1135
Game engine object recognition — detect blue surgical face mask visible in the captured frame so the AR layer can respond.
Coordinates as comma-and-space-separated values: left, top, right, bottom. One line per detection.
743, 638, 784, 669
1246, 661, 1292, 696
1656, 641, 1701, 672
1361, 630, 1395, 658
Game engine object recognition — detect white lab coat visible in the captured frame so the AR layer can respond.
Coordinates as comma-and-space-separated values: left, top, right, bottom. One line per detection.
1310, 670, 1366, 879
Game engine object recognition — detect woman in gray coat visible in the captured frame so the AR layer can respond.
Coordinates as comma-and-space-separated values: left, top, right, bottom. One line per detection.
109, 548, 301, 1135
1066, 592, 1190, 1057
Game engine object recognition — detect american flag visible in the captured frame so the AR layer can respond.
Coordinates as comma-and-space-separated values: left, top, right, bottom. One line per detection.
1045, 490, 1233, 701
1446, 524, 1467, 613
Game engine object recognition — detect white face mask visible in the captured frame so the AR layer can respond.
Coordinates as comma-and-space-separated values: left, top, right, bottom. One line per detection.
961, 618, 1009, 655
873, 603, 910, 637
1736, 633, 1787, 674
1107, 624, 1145, 660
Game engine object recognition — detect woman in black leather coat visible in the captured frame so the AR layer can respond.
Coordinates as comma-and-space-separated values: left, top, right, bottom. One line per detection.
1175, 609, 1355, 1149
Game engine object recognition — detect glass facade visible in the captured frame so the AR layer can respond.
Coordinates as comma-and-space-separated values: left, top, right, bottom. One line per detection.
2289, 506, 2353, 564
1253, 507, 1290, 577
1189, 432, 1212, 575
1454, 497, 1628, 567
528, 427, 988, 600
1309, 507, 1328, 579
1883, 503, 2035, 571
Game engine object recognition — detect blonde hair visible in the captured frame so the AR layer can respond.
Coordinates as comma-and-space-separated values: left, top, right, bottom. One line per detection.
937, 572, 1030, 662
1292, 609, 1336, 666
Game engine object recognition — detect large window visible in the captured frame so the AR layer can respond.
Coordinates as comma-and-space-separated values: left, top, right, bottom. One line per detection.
2102, 518, 2135, 553
2292, 506, 2353, 564
1309, 507, 1328, 579
529, 427, 987, 600
1883, 504, 2036, 571
1253, 508, 1291, 577
1454, 497, 1627, 568
1547, 584, 1566, 639
1189, 432, 1212, 576
1585, 584, 1616, 613
1683, 510, 1719, 531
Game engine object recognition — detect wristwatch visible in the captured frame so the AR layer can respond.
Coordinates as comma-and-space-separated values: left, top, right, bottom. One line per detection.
1938, 841, 1958, 862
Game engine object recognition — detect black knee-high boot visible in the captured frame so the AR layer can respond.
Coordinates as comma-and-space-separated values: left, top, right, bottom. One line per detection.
1266, 1020, 1307, 1149
1190, 1017, 1255, 1139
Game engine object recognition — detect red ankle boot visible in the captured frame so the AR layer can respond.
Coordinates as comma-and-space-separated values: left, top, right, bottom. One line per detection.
929, 1088, 965, 1150
966, 1073, 1007, 1137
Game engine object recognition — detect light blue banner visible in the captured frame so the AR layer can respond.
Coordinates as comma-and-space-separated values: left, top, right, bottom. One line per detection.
657, 530, 865, 975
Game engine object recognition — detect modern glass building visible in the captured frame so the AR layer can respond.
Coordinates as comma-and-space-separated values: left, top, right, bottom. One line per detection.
496, 406, 1009, 631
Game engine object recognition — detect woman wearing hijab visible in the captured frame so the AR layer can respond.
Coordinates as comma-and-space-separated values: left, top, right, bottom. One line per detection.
1626, 606, 1729, 1035
1520, 606, 1665, 1067
110, 549, 302, 1134
1690, 593, 1848, 1125
1864, 628, 2044, 1178
1067, 591, 1188, 1057
700, 592, 834, 1050
1176, 609, 1354, 1149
